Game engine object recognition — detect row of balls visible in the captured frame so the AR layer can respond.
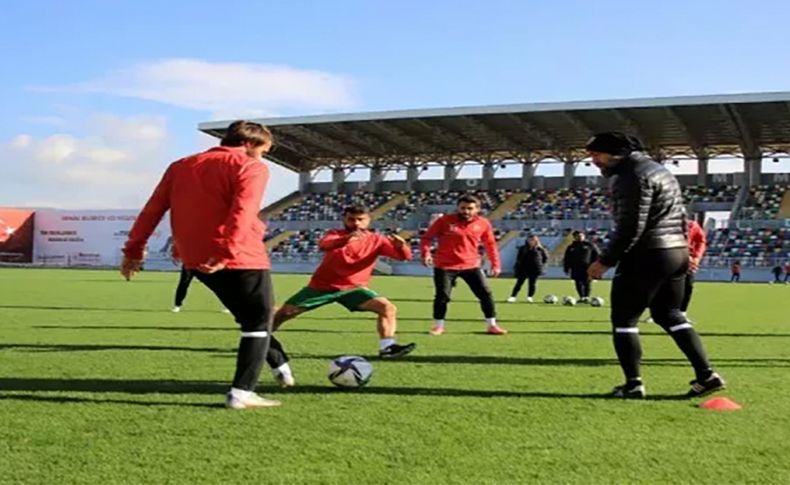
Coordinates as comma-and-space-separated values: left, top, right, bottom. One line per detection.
543, 295, 605, 307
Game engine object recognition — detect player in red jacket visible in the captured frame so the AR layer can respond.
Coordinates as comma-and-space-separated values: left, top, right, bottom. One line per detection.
121, 121, 281, 410
273, 205, 416, 370
420, 194, 506, 336
681, 219, 707, 322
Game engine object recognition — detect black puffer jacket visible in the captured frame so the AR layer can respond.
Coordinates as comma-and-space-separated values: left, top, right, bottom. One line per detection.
515, 245, 548, 276
563, 240, 599, 274
599, 151, 687, 266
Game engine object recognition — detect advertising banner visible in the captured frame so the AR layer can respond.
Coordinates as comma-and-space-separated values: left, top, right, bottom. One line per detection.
0, 208, 35, 263
33, 210, 176, 270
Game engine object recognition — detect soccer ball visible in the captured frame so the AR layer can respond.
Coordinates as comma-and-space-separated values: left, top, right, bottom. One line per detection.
590, 296, 605, 307
543, 294, 559, 304
563, 296, 577, 306
328, 356, 373, 389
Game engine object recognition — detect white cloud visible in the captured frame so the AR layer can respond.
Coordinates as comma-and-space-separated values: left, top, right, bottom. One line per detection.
32, 58, 357, 116
1, 115, 169, 209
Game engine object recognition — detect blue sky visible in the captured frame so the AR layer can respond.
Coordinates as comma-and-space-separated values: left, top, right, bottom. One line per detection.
2, 0, 790, 208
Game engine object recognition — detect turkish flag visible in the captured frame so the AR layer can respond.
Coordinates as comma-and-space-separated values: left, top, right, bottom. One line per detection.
0, 209, 34, 262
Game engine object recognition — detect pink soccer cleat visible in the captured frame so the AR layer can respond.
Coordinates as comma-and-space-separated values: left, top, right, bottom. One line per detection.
428, 325, 445, 336
486, 326, 508, 335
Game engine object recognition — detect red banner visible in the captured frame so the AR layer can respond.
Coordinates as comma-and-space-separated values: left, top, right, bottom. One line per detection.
0, 209, 34, 263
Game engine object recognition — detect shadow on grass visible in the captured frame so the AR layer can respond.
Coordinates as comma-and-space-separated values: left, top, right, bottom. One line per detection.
0, 343, 232, 353
0, 393, 222, 409
0, 378, 688, 402
0, 304, 224, 313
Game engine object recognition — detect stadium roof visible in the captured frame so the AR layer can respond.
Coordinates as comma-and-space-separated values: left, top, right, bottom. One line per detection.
199, 91, 790, 172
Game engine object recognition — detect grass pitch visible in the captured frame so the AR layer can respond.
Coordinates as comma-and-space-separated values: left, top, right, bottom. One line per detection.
1, 268, 789, 485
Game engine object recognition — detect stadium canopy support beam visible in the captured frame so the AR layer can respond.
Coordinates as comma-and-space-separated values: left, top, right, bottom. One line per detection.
696, 155, 709, 186
563, 161, 577, 188
481, 163, 495, 191
443, 164, 460, 191
406, 166, 420, 191
331, 167, 348, 192
521, 162, 537, 190
298, 170, 313, 193
370, 166, 385, 191
745, 156, 762, 186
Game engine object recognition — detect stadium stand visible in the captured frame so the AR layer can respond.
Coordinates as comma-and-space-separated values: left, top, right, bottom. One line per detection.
503, 187, 610, 220
383, 190, 513, 221
269, 192, 397, 221
739, 185, 789, 219
705, 227, 790, 266
682, 185, 740, 204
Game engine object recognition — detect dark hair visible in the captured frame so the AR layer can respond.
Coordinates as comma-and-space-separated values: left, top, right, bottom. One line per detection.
585, 132, 644, 156
572, 230, 583, 237
343, 205, 369, 216
457, 194, 481, 206
220, 120, 273, 148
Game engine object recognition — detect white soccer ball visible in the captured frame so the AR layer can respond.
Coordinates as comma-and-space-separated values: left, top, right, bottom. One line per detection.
328, 356, 373, 389
543, 294, 559, 304
590, 296, 605, 307
563, 296, 577, 306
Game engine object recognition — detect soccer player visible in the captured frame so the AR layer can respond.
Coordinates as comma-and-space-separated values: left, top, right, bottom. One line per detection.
730, 261, 741, 282
122, 120, 283, 410
508, 234, 548, 303
680, 218, 707, 322
563, 230, 599, 303
586, 131, 725, 399
272, 205, 416, 367
771, 264, 783, 284
421, 194, 506, 335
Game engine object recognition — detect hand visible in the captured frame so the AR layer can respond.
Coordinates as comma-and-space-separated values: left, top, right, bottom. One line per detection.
422, 254, 433, 267
197, 257, 227, 274
488, 267, 501, 278
120, 256, 142, 281
587, 261, 610, 280
388, 234, 406, 247
688, 257, 700, 273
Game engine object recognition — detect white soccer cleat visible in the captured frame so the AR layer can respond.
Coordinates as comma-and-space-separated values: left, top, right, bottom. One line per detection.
221, 308, 231, 314
171, 306, 181, 313
526, 297, 534, 303
274, 371, 296, 388
506, 296, 517, 303
225, 392, 281, 410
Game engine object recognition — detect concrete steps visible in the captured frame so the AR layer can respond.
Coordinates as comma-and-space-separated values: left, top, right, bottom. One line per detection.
371, 194, 408, 220
260, 191, 302, 220
778, 188, 790, 219
548, 232, 574, 266
487, 193, 528, 220
265, 230, 296, 250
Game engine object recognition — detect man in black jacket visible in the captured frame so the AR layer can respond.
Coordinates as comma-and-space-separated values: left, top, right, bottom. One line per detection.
563, 231, 598, 302
585, 132, 725, 399
508, 234, 548, 303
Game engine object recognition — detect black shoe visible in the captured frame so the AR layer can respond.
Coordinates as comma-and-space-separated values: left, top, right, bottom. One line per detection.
379, 342, 416, 359
609, 382, 646, 399
686, 372, 726, 398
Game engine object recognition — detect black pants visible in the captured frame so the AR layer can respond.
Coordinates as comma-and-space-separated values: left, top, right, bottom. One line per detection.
511, 273, 539, 298
433, 267, 496, 320
174, 266, 195, 307
610, 247, 711, 381
195, 269, 288, 391
731, 273, 740, 282
680, 272, 694, 312
774, 272, 783, 283
785, 273, 790, 283
571, 269, 591, 298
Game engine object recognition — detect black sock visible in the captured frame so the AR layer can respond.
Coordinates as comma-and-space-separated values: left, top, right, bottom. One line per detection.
613, 330, 642, 381
669, 328, 712, 381
232, 337, 268, 391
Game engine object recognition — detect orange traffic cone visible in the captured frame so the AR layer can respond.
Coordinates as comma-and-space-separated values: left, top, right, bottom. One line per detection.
700, 397, 742, 411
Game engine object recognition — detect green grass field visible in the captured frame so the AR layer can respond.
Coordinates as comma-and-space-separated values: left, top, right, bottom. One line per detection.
1, 268, 789, 485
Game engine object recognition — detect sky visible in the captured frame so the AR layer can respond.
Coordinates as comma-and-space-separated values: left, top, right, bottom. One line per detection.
2, 0, 790, 209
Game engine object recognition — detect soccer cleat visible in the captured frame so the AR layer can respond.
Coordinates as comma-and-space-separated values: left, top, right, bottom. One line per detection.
644, 316, 654, 323
579, 297, 590, 304
526, 297, 534, 303
506, 296, 517, 303
171, 306, 181, 313
221, 308, 232, 314
686, 372, 726, 398
609, 382, 646, 399
225, 392, 281, 410
379, 342, 417, 359
428, 325, 445, 336
486, 325, 508, 335
274, 371, 296, 388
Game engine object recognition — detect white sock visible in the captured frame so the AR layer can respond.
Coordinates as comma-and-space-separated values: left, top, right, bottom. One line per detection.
380, 338, 395, 350
434, 319, 445, 328
272, 363, 292, 377
229, 387, 252, 399
485, 317, 497, 327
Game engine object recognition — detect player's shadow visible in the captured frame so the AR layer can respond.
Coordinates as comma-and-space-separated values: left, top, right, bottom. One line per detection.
0, 343, 233, 354
0, 304, 175, 313
517, 330, 790, 338
0, 377, 688, 403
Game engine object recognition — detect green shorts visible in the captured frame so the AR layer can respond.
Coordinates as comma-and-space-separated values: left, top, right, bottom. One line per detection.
284, 286, 379, 312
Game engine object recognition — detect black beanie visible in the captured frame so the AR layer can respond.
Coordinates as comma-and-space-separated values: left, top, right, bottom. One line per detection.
585, 132, 644, 155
